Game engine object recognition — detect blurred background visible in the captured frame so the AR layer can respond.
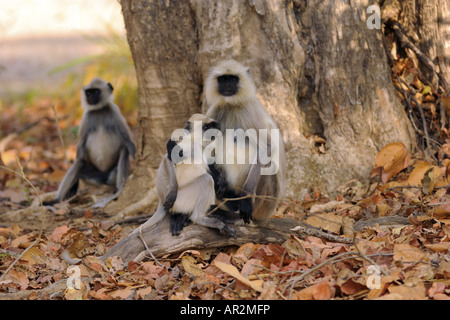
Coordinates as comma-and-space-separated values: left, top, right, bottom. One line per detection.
0, 0, 137, 200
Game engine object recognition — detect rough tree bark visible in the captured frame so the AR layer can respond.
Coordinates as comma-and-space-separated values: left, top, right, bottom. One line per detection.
107, 0, 418, 216
396, 0, 449, 91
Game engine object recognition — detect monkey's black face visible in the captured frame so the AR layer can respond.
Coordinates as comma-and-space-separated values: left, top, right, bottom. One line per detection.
167, 139, 184, 164
184, 120, 220, 133
202, 121, 219, 132
85, 88, 102, 105
217, 75, 239, 96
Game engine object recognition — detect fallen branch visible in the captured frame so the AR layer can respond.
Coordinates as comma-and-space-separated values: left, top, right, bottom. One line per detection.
103, 215, 300, 263
292, 223, 354, 244
353, 216, 410, 231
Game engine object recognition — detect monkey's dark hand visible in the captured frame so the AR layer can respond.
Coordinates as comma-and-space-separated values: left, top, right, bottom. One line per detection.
163, 190, 177, 212
239, 196, 253, 224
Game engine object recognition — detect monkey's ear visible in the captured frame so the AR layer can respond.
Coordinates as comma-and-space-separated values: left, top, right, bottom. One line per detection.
184, 121, 192, 132
107, 82, 114, 92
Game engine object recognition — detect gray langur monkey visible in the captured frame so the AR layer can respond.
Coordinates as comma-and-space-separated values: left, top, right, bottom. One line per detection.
44, 78, 136, 208
141, 113, 236, 238
205, 59, 286, 223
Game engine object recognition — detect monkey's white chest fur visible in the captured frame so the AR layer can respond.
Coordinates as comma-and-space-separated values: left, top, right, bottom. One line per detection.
172, 164, 215, 215
86, 126, 121, 172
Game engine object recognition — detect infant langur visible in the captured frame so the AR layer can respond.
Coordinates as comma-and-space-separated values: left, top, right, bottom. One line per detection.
45, 78, 136, 208
144, 114, 236, 238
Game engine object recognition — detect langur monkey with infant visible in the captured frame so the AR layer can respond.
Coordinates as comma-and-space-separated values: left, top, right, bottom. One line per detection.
145, 60, 285, 237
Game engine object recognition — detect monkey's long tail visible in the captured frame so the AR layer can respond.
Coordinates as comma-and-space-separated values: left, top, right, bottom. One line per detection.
135, 203, 166, 231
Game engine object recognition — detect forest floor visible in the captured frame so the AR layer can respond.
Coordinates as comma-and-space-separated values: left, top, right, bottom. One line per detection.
0, 46, 450, 299
0, 94, 449, 301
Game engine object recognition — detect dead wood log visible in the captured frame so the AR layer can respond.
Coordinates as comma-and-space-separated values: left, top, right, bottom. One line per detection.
103, 215, 300, 263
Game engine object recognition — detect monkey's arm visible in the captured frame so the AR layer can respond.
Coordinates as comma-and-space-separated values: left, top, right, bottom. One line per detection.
158, 155, 178, 212
208, 163, 241, 213
115, 147, 130, 190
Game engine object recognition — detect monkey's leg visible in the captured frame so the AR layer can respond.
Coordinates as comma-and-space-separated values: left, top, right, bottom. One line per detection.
169, 213, 191, 236
252, 174, 279, 221
193, 216, 236, 239
45, 159, 84, 205
207, 205, 241, 223
239, 162, 262, 223
189, 175, 236, 238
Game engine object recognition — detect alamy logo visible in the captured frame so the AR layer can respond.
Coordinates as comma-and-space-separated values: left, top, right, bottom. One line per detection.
66, 266, 81, 290
169, 121, 281, 176
366, 265, 381, 289
366, 5, 381, 30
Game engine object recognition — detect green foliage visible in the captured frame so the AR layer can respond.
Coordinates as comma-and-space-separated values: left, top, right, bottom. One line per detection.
50, 26, 138, 116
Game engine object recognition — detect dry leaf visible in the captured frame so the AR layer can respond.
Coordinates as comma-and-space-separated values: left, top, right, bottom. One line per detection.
8, 269, 29, 290
393, 244, 429, 263
388, 282, 427, 300
21, 246, 45, 265
292, 280, 332, 300
434, 203, 450, 219
109, 287, 133, 300
51, 225, 70, 243
10, 234, 33, 249
309, 200, 344, 213
305, 212, 342, 234
406, 161, 442, 187
181, 256, 204, 278
436, 261, 450, 278
136, 287, 153, 299
64, 285, 85, 300
370, 142, 410, 183
424, 242, 449, 253
214, 261, 263, 292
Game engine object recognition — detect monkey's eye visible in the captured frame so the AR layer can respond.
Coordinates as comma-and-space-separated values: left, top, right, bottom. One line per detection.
85, 89, 100, 96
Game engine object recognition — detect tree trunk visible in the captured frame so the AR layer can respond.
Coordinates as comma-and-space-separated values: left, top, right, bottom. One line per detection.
108, 0, 422, 214
396, 0, 449, 92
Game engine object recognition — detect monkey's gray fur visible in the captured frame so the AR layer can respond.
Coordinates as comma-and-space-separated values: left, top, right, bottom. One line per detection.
205, 60, 286, 222
141, 114, 236, 238
46, 78, 136, 208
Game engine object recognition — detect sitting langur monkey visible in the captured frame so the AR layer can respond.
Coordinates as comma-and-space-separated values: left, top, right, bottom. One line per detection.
141, 114, 236, 238
205, 59, 286, 223
45, 78, 136, 207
